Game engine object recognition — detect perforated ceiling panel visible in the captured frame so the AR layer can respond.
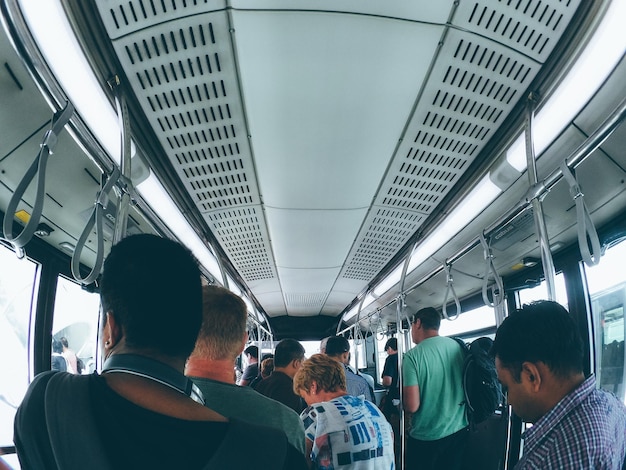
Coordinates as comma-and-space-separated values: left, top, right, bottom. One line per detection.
95, 3, 281, 295
91, 0, 582, 320
338, 0, 580, 286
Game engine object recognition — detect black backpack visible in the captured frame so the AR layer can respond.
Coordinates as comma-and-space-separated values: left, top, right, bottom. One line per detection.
453, 337, 503, 425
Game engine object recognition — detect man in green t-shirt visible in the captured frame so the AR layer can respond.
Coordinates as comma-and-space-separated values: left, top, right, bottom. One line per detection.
402, 307, 469, 469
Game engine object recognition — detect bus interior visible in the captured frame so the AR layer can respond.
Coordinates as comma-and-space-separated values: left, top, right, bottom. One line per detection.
0, 0, 625, 468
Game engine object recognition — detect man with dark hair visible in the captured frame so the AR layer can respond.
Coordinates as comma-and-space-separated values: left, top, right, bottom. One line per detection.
186, 285, 306, 454
15, 234, 305, 470
492, 300, 626, 469
402, 306, 468, 470
255, 338, 306, 413
324, 336, 373, 402
50, 338, 66, 372
239, 345, 259, 386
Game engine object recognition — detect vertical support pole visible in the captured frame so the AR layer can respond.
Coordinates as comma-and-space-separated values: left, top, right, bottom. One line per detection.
111, 77, 131, 244
525, 94, 557, 300
396, 241, 416, 470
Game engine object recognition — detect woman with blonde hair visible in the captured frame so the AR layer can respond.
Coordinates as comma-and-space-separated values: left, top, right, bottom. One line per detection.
293, 354, 395, 469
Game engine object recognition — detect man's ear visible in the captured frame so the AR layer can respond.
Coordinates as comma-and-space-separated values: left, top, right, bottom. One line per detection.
521, 362, 542, 392
103, 312, 122, 350
240, 332, 249, 354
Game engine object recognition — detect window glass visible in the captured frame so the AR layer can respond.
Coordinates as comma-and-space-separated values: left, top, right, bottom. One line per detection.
0, 244, 39, 448
517, 272, 568, 308
348, 338, 367, 370
439, 304, 497, 338
52, 276, 101, 375
585, 241, 626, 403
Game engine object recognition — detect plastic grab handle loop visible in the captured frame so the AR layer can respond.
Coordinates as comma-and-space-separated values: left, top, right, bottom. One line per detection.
71, 168, 121, 285
560, 161, 601, 266
3, 102, 74, 249
479, 233, 505, 307
442, 262, 461, 320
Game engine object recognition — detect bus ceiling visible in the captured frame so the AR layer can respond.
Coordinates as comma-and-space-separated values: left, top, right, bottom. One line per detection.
1, 1, 625, 339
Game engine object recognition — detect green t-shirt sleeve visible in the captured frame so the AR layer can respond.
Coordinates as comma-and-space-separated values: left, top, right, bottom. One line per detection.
402, 351, 419, 387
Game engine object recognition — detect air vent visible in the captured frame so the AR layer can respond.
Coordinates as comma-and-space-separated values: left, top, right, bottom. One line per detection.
342, 209, 424, 281
100, 9, 275, 283
285, 292, 327, 309
205, 207, 276, 281
456, 0, 580, 63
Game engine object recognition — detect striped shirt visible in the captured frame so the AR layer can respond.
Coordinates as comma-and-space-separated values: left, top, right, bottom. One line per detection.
344, 364, 373, 402
516, 375, 626, 469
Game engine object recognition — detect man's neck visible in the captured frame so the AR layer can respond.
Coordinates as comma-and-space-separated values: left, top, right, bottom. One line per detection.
273, 366, 294, 379
185, 356, 237, 384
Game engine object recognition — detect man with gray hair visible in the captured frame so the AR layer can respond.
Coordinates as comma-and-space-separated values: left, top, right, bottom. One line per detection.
186, 285, 306, 455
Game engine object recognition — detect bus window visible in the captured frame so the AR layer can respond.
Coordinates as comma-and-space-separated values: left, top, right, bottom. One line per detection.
585, 241, 626, 403
52, 276, 101, 375
0, 244, 39, 449
517, 273, 568, 308
348, 338, 367, 371
439, 304, 497, 339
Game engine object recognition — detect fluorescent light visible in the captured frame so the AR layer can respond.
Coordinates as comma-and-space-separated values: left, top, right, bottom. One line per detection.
137, 174, 223, 281
373, 264, 404, 297
343, 293, 376, 322
408, 175, 501, 272
227, 276, 242, 296
507, 0, 626, 172
19, 0, 121, 164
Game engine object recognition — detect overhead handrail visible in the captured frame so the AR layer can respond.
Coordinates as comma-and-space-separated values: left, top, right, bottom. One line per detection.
3, 102, 74, 250
341, 96, 626, 330
560, 161, 602, 266
442, 262, 461, 320
479, 232, 504, 307
71, 169, 121, 285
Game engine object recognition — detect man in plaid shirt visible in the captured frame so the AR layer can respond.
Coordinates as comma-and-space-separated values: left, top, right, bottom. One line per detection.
492, 300, 626, 469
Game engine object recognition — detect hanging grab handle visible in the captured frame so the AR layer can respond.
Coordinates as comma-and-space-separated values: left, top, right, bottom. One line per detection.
3, 102, 74, 249
479, 233, 504, 307
71, 168, 121, 285
442, 262, 461, 320
560, 161, 602, 266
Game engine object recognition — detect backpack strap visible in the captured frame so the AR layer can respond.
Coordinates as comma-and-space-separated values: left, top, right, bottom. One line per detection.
44, 373, 113, 470
203, 419, 288, 470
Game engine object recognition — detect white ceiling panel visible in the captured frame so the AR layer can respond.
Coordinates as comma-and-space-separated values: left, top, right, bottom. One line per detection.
230, 1, 456, 24
232, 10, 444, 209
266, 207, 368, 268
278, 266, 341, 293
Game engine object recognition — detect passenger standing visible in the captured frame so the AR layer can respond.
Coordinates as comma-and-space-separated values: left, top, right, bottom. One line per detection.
381, 337, 400, 417
186, 285, 306, 454
492, 300, 626, 469
239, 345, 259, 386
402, 307, 468, 470
294, 354, 395, 469
60, 337, 78, 374
255, 338, 307, 413
250, 357, 274, 389
324, 336, 373, 402
50, 338, 66, 372
381, 337, 401, 467
14, 234, 305, 470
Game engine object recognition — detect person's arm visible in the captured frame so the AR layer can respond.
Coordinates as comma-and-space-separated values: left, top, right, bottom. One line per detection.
382, 375, 392, 387
304, 438, 314, 469
403, 384, 420, 413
